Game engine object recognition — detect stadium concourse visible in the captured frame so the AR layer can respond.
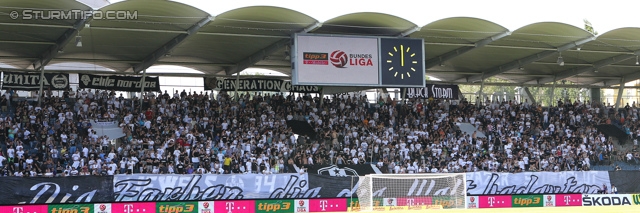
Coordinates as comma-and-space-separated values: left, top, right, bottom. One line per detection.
0, 87, 639, 178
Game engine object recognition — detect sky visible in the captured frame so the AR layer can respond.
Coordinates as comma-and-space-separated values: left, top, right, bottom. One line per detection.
110, 0, 639, 34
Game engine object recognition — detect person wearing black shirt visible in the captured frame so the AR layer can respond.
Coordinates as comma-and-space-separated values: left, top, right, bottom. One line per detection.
176, 162, 185, 174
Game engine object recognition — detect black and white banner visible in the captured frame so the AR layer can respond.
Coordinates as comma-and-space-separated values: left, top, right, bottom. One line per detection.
402, 84, 459, 99
113, 173, 321, 202
466, 171, 610, 195
2, 72, 69, 91
608, 171, 640, 194
0, 176, 113, 204
79, 74, 160, 92
205, 78, 320, 93
306, 164, 382, 177
309, 174, 359, 198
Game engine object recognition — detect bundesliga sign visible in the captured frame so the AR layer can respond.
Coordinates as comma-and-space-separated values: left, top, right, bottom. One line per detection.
292, 34, 425, 87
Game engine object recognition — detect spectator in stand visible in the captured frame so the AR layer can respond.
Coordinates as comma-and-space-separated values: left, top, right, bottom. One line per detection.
0, 87, 636, 177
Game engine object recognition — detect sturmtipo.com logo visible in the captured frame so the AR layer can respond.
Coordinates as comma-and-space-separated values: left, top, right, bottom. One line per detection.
9, 9, 138, 20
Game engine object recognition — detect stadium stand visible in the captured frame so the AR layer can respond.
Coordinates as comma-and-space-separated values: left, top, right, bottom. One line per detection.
1, 87, 639, 177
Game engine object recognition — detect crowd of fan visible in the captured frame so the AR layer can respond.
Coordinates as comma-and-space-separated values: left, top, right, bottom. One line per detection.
0, 87, 638, 177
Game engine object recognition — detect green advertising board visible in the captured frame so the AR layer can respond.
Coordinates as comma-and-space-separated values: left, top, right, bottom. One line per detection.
255, 199, 294, 213
512, 194, 544, 207
432, 196, 465, 209
348, 198, 360, 211
48, 203, 93, 213
156, 201, 198, 213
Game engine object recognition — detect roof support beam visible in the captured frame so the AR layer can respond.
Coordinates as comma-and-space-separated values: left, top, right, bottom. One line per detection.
133, 16, 213, 73
464, 36, 595, 83
424, 31, 510, 69
32, 17, 92, 70
397, 26, 421, 37
536, 51, 639, 84
602, 67, 640, 86
225, 22, 322, 75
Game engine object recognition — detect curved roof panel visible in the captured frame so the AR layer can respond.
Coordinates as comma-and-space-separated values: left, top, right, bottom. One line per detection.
1, 2, 640, 87
315, 12, 417, 36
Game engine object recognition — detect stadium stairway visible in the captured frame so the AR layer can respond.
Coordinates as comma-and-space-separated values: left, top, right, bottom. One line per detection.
596, 124, 629, 144
591, 161, 640, 171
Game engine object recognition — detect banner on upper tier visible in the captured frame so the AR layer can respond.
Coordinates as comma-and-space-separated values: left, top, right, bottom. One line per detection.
113, 174, 317, 202
401, 84, 460, 99
204, 78, 320, 93
79, 74, 160, 92
466, 171, 609, 195
0, 176, 114, 205
2, 72, 69, 91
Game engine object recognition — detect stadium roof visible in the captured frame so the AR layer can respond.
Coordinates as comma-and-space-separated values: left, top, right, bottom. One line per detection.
1, 0, 640, 88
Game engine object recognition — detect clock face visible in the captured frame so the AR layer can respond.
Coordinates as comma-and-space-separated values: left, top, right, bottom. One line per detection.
380, 38, 425, 87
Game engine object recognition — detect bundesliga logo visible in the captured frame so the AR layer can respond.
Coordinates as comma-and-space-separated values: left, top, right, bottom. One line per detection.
329, 50, 373, 68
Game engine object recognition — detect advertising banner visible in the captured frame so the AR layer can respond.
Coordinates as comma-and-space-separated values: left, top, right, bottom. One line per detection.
555, 194, 582, 206
347, 198, 359, 212
0, 176, 114, 205
255, 199, 294, 213
113, 174, 311, 202
466, 196, 479, 209
431, 196, 465, 209
198, 201, 214, 213
582, 194, 633, 206
156, 201, 198, 213
478, 195, 512, 208
294, 34, 380, 86
112, 202, 156, 213
214, 200, 255, 213
2, 72, 69, 91
0, 205, 48, 213
543, 194, 555, 207
466, 171, 609, 195
294, 199, 310, 213
511, 194, 543, 208
79, 74, 160, 92
396, 197, 432, 207
309, 198, 347, 212
94, 204, 112, 213
208, 78, 320, 93
48, 203, 93, 213
402, 84, 460, 99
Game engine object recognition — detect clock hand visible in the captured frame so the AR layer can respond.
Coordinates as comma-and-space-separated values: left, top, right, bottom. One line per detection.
401, 45, 404, 67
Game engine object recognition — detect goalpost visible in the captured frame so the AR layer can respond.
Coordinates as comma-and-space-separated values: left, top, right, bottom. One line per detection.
356, 173, 467, 211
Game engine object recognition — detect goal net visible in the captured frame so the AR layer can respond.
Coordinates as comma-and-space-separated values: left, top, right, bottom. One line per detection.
356, 173, 466, 211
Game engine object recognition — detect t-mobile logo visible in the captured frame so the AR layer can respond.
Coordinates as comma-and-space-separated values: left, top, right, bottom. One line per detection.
123, 204, 133, 213
488, 197, 504, 206
13, 207, 23, 213
563, 196, 575, 205
320, 200, 328, 211
406, 199, 415, 206
226, 202, 234, 213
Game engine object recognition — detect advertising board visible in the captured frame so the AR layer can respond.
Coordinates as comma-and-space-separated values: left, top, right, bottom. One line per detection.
582, 194, 633, 206
293, 34, 425, 87
255, 199, 294, 213
294, 34, 380, 86
511, 194, 543, 207
478, 195, 512, 208
309, 198, 347, 212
